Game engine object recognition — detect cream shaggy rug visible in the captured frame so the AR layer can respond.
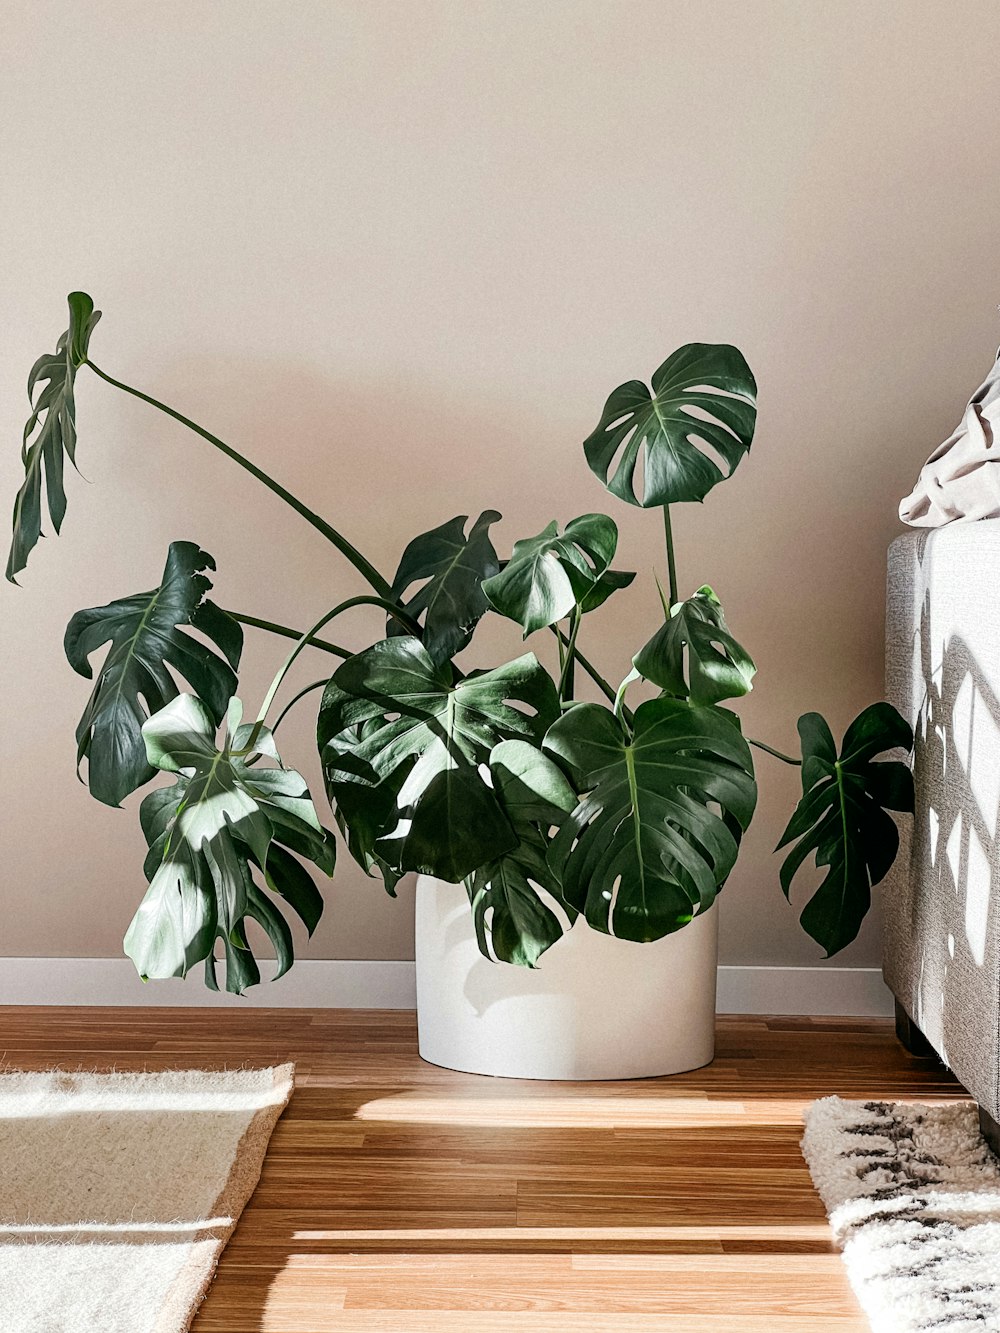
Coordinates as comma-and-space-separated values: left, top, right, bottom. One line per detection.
0, 1064, 293, 1332
802, 1097, 1000, 1333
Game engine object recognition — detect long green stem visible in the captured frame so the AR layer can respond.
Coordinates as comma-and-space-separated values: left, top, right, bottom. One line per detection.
748, 737, 801, 766
558, 610, 581, 702
226, 610, 352, 659
549, 625, 616, 705
662, 504, 679, 606
243, 595, 420, 751
85, 360, 393, 598
273, 679, 329, 731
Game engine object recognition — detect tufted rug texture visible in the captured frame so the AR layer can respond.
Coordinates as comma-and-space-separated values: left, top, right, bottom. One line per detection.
0, 1064, 293, 1332
802, 1096, 1000, 1333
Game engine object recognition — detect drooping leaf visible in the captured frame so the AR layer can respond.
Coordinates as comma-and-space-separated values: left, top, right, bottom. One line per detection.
65, 541, 242, 807
7, 292, 101, 583
777, 704, 914, 956
317, 637, 560, 883
543, 698, 757, 941
465, 739, 579, 967
482, 514, 633, 636
583, 343, 757, 508
389, 510, 501, 662
633, 585, 756, 705
125, 693, 334, 993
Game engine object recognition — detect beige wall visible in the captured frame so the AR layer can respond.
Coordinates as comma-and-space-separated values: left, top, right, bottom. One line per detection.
2, 0, 998, 970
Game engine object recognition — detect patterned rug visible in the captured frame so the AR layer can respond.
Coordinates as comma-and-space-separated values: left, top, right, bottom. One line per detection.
802, 1097, 1000, 1333
0, 1064, 293, 1332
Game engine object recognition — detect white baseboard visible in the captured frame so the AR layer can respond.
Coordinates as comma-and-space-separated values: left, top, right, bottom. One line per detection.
0, 958, 894, 1016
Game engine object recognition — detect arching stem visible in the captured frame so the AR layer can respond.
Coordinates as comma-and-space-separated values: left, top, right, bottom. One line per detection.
748, 737, 801, 766
241, 595, 420, 751
85, 361, 393, 598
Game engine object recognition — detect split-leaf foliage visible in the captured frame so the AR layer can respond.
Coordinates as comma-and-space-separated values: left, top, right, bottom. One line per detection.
6, 295, 914, 988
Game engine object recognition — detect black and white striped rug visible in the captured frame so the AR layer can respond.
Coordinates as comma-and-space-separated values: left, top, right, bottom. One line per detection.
802, 1097, 1000, 1332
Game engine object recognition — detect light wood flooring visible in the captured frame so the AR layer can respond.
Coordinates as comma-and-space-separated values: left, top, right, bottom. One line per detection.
0, 1008, 966, 1331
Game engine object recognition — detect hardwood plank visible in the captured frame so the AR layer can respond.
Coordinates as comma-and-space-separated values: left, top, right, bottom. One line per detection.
0, 1006, 964, 1330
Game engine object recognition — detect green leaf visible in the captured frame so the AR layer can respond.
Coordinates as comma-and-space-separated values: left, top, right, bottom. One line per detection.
7, 292, 101, 582
389, 510, 501, 662
483, 514, 632, 636
543, 698, 757, 941
65, 541, 242, 807
777, 703, 914, 956
125, 693, 334, 993
465, 739, 579, 967
633, 585, 756, 705
318, 637, 560, 883
583, 343, 757, 508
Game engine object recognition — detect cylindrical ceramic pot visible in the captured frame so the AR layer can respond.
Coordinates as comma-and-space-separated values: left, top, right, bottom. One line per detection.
414, 875, 718, 1080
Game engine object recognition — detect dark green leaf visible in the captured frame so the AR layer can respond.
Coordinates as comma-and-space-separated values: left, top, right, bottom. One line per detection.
318, 637, 560, 883
483, 514, 631, 635
578, 566, 636, 614
633, 585, 755, 705
7, 292, 101, 582
65, 541, 242, 807
125, 693, 334, 993
543, 698, 757, 941
583, 343, 757, 508
389, 510, 500, 662
777, 703, 914, 956
465, 739, 579, 967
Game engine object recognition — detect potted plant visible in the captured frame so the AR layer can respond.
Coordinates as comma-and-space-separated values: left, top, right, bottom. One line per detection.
6, 293, 914, 1078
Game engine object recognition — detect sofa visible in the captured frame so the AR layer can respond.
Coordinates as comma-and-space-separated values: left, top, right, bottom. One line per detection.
883, 519, 1000, 1152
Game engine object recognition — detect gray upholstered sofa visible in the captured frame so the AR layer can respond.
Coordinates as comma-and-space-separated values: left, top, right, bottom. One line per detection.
883, 520, 1000, 1151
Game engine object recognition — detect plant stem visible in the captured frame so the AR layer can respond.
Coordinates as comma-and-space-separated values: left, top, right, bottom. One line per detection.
85, 360, 394, 598
662, 504, 679, 606
243, 595, 420, 751
226, 610, 351, 659
558, 610, 581, 702
273, 679, 329, 732
748, 737, 802, 766
549, 625, 616, 706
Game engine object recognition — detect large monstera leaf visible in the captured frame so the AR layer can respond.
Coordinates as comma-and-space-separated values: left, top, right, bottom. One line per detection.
583, 343, 757, 508
318, 637, 560, 883
126, 694, 334, 993
7, 292, 101, 582
389, 510, 501, 662
777, 705, 914, 956
465, 739, 579, 967
65, 541, 242, 807
543, 698, 757, 941
482, 514, 634, 635
633, 585, 756, 705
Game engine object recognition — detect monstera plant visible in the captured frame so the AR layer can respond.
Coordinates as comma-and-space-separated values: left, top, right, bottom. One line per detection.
6, 293, 914, 990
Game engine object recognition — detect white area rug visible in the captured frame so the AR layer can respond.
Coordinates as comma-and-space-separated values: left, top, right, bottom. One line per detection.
0, 1064, 293, 1332
802, 1097, 1000, 1333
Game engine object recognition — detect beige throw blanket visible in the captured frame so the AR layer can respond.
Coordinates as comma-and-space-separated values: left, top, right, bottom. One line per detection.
900, 350, 1000, 527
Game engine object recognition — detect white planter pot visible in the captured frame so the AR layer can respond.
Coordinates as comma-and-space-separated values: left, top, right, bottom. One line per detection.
414, 875, 719, 1081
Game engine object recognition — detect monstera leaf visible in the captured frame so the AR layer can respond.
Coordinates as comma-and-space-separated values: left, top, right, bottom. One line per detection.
482, 514, 633, 635
126, 694, 334, 993
7, 292, 101, 583
777, 705, 914, 956
65, 541, 242, 807
389, 510, 501, 662
543, 698, 757, 941
583, 343, 757, 508
633, 585, 756, 704
318, 637, 560, 882
465, 739, 579, 967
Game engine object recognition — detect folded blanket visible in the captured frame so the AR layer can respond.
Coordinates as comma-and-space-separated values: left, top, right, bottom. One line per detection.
900, 350, 1000, 527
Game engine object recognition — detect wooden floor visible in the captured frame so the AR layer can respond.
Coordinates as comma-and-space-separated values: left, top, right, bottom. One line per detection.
0, 1008, 966, 1331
